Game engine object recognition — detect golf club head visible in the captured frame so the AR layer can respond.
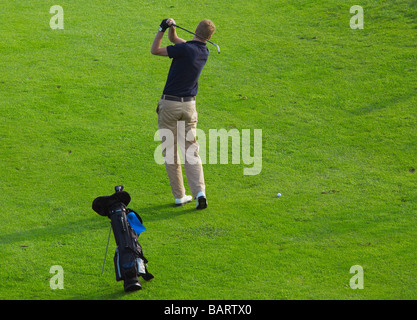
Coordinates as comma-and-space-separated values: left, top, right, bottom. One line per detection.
206, 41, 220, 54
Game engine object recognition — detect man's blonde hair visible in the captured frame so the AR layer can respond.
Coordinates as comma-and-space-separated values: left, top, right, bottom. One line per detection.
195, 19, 216, 40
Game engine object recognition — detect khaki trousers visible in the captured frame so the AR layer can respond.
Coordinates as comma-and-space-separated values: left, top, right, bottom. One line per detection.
157, 98, 205, 199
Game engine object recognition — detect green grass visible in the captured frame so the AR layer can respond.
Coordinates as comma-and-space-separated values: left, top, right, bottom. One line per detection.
1, 0, 416, 300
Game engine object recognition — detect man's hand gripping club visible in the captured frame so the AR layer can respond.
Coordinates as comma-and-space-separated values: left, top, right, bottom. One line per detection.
151, 18, 185, 56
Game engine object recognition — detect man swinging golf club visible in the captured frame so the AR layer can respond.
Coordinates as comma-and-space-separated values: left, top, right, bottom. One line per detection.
151, 18, 216, 209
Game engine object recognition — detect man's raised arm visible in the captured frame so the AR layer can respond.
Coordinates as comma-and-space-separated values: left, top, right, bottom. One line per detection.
150, 19, 170, 56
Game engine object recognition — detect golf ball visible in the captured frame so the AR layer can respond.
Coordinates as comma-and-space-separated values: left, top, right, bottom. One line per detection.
277, 193, 281, 197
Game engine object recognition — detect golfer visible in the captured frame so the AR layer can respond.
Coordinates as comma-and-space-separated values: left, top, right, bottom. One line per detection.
151, 18, 216, 209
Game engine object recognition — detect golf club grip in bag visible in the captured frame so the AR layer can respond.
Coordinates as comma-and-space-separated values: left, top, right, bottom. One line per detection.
92, 188, 154, 292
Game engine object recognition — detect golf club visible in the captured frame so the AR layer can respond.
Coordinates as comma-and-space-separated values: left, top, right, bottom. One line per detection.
173, 24, 220, 54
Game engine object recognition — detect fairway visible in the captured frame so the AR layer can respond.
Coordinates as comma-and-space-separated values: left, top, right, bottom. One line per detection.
1, 0, 416, 300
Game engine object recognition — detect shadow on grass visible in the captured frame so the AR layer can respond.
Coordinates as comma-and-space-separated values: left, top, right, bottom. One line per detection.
68, 277, 155, 300
134, 202, 199, 223
0, 202, 198, 245
0, 217, 103, 245
69, 289, 129, 300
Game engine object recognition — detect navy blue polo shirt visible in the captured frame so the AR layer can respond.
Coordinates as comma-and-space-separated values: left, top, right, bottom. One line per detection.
163, 40, 209, 97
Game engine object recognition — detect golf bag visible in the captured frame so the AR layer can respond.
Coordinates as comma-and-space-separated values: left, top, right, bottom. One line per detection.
92, 186, 154, 292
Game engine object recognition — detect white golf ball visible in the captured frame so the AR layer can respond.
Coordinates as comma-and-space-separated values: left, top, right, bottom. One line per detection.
277, 193, 281, 197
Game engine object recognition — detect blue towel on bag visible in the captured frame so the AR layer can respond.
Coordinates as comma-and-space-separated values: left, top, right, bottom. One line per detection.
127, 211, 146, 235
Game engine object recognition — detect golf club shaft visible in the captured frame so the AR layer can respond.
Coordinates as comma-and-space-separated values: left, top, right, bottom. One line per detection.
101, 224, 112, 275
173, 24, 220, 52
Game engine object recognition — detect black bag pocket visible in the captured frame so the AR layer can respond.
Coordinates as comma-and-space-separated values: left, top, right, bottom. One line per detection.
114, 247, 139, 281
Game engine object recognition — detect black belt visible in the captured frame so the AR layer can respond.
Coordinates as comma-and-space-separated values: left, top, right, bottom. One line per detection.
161, 94, 196, 102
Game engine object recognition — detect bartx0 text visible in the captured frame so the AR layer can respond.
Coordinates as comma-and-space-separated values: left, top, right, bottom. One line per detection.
208, 304, 252, 315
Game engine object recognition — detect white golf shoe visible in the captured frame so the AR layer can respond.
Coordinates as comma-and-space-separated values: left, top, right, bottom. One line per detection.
174, 195, 193, 206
